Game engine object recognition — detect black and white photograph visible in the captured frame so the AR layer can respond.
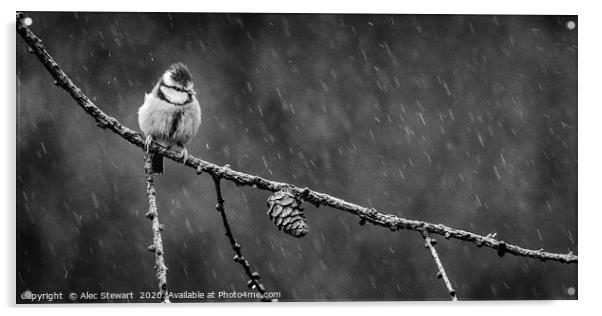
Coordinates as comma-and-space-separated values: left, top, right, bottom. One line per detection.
15, 8, 579, 305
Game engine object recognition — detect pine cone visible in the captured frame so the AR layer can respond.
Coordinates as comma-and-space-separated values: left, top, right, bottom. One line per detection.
267, 190, 308, 238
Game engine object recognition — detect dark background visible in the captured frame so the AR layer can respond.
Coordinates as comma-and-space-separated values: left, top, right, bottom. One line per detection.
16, 12, 577, 302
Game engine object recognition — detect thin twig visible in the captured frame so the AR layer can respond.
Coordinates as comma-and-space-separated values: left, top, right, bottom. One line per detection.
422, 232, 457, 301
212, 176, 275, 302
144, 151, 170, 303
16, 13, 577, 265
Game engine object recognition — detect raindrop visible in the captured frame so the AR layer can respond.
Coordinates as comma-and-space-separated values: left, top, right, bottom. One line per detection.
418, 112, 426, 125
493, 166, 501, 180
398, 169, 406, 180
536, 229, 543, 241
475, 194, 482, 207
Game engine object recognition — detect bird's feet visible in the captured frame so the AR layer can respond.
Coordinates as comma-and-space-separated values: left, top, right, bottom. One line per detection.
179, 147, 189, 164
144, 135, 153, 153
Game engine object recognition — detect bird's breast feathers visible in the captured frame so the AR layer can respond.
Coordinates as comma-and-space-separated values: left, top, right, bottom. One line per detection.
138, 92, 201, 146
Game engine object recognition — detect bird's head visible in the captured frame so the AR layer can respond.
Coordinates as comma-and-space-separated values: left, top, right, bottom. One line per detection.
161, 62, 196, 95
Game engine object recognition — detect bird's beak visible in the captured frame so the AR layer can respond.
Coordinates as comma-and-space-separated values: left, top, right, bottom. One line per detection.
189, 88, 197, 95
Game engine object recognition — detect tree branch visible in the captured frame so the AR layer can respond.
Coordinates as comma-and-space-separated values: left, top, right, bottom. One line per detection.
16, 13, 577, 265
143, 151, 170, 303
213, 176, 275, 302
422, 232, 457, 301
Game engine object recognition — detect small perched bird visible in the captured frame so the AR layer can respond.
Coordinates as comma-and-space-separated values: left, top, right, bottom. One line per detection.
138, 63, 202, 173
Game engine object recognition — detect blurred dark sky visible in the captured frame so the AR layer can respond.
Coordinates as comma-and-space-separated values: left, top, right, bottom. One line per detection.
16, 12, 577, 302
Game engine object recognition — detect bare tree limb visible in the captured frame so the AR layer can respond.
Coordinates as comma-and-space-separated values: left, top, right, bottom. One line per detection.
16, 13, 577, 265
213, 176, 275, 302
422, 232, 457, 301
143, 150, 170, 303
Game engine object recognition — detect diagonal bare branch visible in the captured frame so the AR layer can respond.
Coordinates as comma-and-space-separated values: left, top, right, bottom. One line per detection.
213, 176, 275, 302
422, 232, 458, 301
16, 12, 577, 265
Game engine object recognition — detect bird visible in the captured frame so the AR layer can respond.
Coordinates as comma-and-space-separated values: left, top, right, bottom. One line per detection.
138, 62, 202, 173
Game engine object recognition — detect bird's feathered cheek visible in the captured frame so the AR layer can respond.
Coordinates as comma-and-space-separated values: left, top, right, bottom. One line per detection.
160, 86, 189, 104
162, 72, 176, 87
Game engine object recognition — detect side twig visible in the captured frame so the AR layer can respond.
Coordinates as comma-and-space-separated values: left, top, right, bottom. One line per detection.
16, 12, 577, 265
212, 176, 275, 302
213, 177, 271, 302
144, 151, 170, 303
422, 232, 457, 301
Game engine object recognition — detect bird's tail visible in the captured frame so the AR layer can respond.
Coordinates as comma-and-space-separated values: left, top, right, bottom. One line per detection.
151, 153, 164, 174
